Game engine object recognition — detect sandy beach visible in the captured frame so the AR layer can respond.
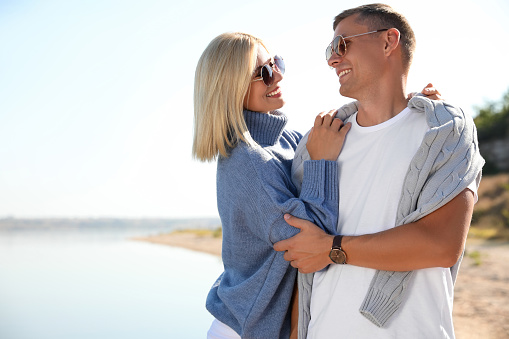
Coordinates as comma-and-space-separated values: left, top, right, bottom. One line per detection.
134, 232, 222, 257
135, 232, 509, 339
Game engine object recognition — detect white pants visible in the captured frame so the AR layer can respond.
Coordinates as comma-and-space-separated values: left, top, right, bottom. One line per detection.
207, 319, 241, 339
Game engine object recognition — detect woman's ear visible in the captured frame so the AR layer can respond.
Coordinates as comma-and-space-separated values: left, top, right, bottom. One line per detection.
384, 28, 401, 56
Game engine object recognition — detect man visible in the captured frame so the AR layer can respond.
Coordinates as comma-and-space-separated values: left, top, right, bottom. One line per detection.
274, 4, 484, 338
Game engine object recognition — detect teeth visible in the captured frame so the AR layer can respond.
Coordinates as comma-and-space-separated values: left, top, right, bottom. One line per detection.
267, 88, 281, 97
338, 69, 351, 77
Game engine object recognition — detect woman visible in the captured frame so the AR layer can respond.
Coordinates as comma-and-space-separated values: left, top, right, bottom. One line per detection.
193, 32, 348, 339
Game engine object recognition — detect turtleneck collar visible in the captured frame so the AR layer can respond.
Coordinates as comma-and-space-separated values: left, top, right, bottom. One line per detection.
243, 110, 288, 146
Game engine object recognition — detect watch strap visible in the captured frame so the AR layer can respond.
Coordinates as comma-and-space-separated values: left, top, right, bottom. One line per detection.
332, 235, 343, 250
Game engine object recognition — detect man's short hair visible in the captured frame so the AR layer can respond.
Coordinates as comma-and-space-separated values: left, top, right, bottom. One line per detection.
333, 3, 416, 71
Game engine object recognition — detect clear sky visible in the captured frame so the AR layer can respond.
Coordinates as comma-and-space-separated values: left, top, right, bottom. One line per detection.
1, 0, 508, 219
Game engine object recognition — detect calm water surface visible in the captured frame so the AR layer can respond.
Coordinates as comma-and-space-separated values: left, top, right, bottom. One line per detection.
0, 229, 223, 339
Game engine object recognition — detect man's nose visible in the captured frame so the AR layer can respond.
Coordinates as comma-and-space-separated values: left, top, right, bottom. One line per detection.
327, 52, 342, 68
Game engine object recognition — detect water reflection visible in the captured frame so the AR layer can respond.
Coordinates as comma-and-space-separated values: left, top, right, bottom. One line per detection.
0, 229, 223, 339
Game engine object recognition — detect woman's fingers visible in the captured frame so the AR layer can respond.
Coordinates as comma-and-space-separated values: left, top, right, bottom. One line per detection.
314, 109, 346, 132
421, 83, 443, 100
339, 122, 351, 139
331, 117, 345, 131
315, 109, 339, 127
307, 108, 351, 161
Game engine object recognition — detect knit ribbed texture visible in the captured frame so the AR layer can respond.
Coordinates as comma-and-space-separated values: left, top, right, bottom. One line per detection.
207, 109, 340, 339
302, 160, 339, 203
297, 272, 314, 339
244, 109, 287, 145
294, 96, 484, 338
359, 271, 412, 327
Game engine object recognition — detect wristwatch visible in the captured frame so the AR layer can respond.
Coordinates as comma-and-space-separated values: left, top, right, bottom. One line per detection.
329, 235, 347, 264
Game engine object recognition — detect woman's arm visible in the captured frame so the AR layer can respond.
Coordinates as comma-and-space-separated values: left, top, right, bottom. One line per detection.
223, 110, 349, 245
231, 153, 340, 245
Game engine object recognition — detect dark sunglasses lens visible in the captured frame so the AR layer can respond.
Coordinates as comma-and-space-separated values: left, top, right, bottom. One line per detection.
261, 65, 273, 86
334, 36, 346, 56
326, 36, 345, 60
274, 55, 285, 74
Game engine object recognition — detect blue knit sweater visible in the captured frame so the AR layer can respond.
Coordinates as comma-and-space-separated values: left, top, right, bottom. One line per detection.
206, 109, 339, 339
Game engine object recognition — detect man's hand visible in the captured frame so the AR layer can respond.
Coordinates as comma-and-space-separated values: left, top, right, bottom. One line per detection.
274, 214, 335, 274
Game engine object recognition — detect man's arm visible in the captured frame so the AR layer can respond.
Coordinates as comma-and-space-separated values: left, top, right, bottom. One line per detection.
273, 188, 474, 273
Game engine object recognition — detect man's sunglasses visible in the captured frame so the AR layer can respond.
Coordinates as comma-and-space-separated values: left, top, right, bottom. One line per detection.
325, 29, 389, 61
252, 55, 285, 87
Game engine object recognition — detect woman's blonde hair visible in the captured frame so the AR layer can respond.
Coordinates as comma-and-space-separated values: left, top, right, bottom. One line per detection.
193, 32, 266, 162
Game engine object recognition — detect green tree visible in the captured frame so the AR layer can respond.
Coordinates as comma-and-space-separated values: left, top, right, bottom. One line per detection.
474, 89, 509, 142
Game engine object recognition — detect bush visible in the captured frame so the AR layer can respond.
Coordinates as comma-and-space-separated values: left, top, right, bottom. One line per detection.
474, 89, 509, 142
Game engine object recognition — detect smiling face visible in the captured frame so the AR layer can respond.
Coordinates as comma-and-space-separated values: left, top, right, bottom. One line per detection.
327, 14, 388, 100
243, 44, 285, 113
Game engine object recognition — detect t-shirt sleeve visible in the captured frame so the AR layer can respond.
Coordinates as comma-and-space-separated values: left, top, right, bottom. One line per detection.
467, 171, 481, 203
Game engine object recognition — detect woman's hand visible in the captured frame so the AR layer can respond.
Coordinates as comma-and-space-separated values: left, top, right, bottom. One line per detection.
306, 109, 351, 161
408, 83, 443, 100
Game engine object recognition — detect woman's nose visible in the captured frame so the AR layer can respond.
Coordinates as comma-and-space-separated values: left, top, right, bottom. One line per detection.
273, 68, 283, 83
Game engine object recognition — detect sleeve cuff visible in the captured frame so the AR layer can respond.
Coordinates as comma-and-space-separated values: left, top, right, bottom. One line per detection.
359, 270, 413, 327
300, 160, 339, 201
359, 288, 400, 328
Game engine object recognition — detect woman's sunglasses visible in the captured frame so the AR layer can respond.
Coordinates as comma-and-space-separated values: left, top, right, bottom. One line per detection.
325, 29, 389, 61
252, 55, 285, 87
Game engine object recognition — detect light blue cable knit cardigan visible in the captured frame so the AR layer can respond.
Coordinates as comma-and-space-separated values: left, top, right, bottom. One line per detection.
206, 109, 339, 339
292, 96, 485, 338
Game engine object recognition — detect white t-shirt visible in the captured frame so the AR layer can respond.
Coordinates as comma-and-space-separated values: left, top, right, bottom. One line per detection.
307, 107, 476, 339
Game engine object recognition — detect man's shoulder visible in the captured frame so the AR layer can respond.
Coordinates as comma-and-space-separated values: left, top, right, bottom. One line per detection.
408, 96, 471, 129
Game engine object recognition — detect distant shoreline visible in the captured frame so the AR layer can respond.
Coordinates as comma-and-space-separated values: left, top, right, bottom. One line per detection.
0, 217, 221, 232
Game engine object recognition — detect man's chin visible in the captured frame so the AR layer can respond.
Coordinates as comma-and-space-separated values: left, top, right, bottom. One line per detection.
339, 86, 355, 99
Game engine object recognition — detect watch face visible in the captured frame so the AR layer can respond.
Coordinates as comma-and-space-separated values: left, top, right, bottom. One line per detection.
330, 249, 347, 264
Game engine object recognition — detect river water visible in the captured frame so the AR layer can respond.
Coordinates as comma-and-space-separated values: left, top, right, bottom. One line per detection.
0, 228, 223, 339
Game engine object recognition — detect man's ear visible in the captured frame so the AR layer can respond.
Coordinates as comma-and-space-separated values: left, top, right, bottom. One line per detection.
384, 28, 401, 56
